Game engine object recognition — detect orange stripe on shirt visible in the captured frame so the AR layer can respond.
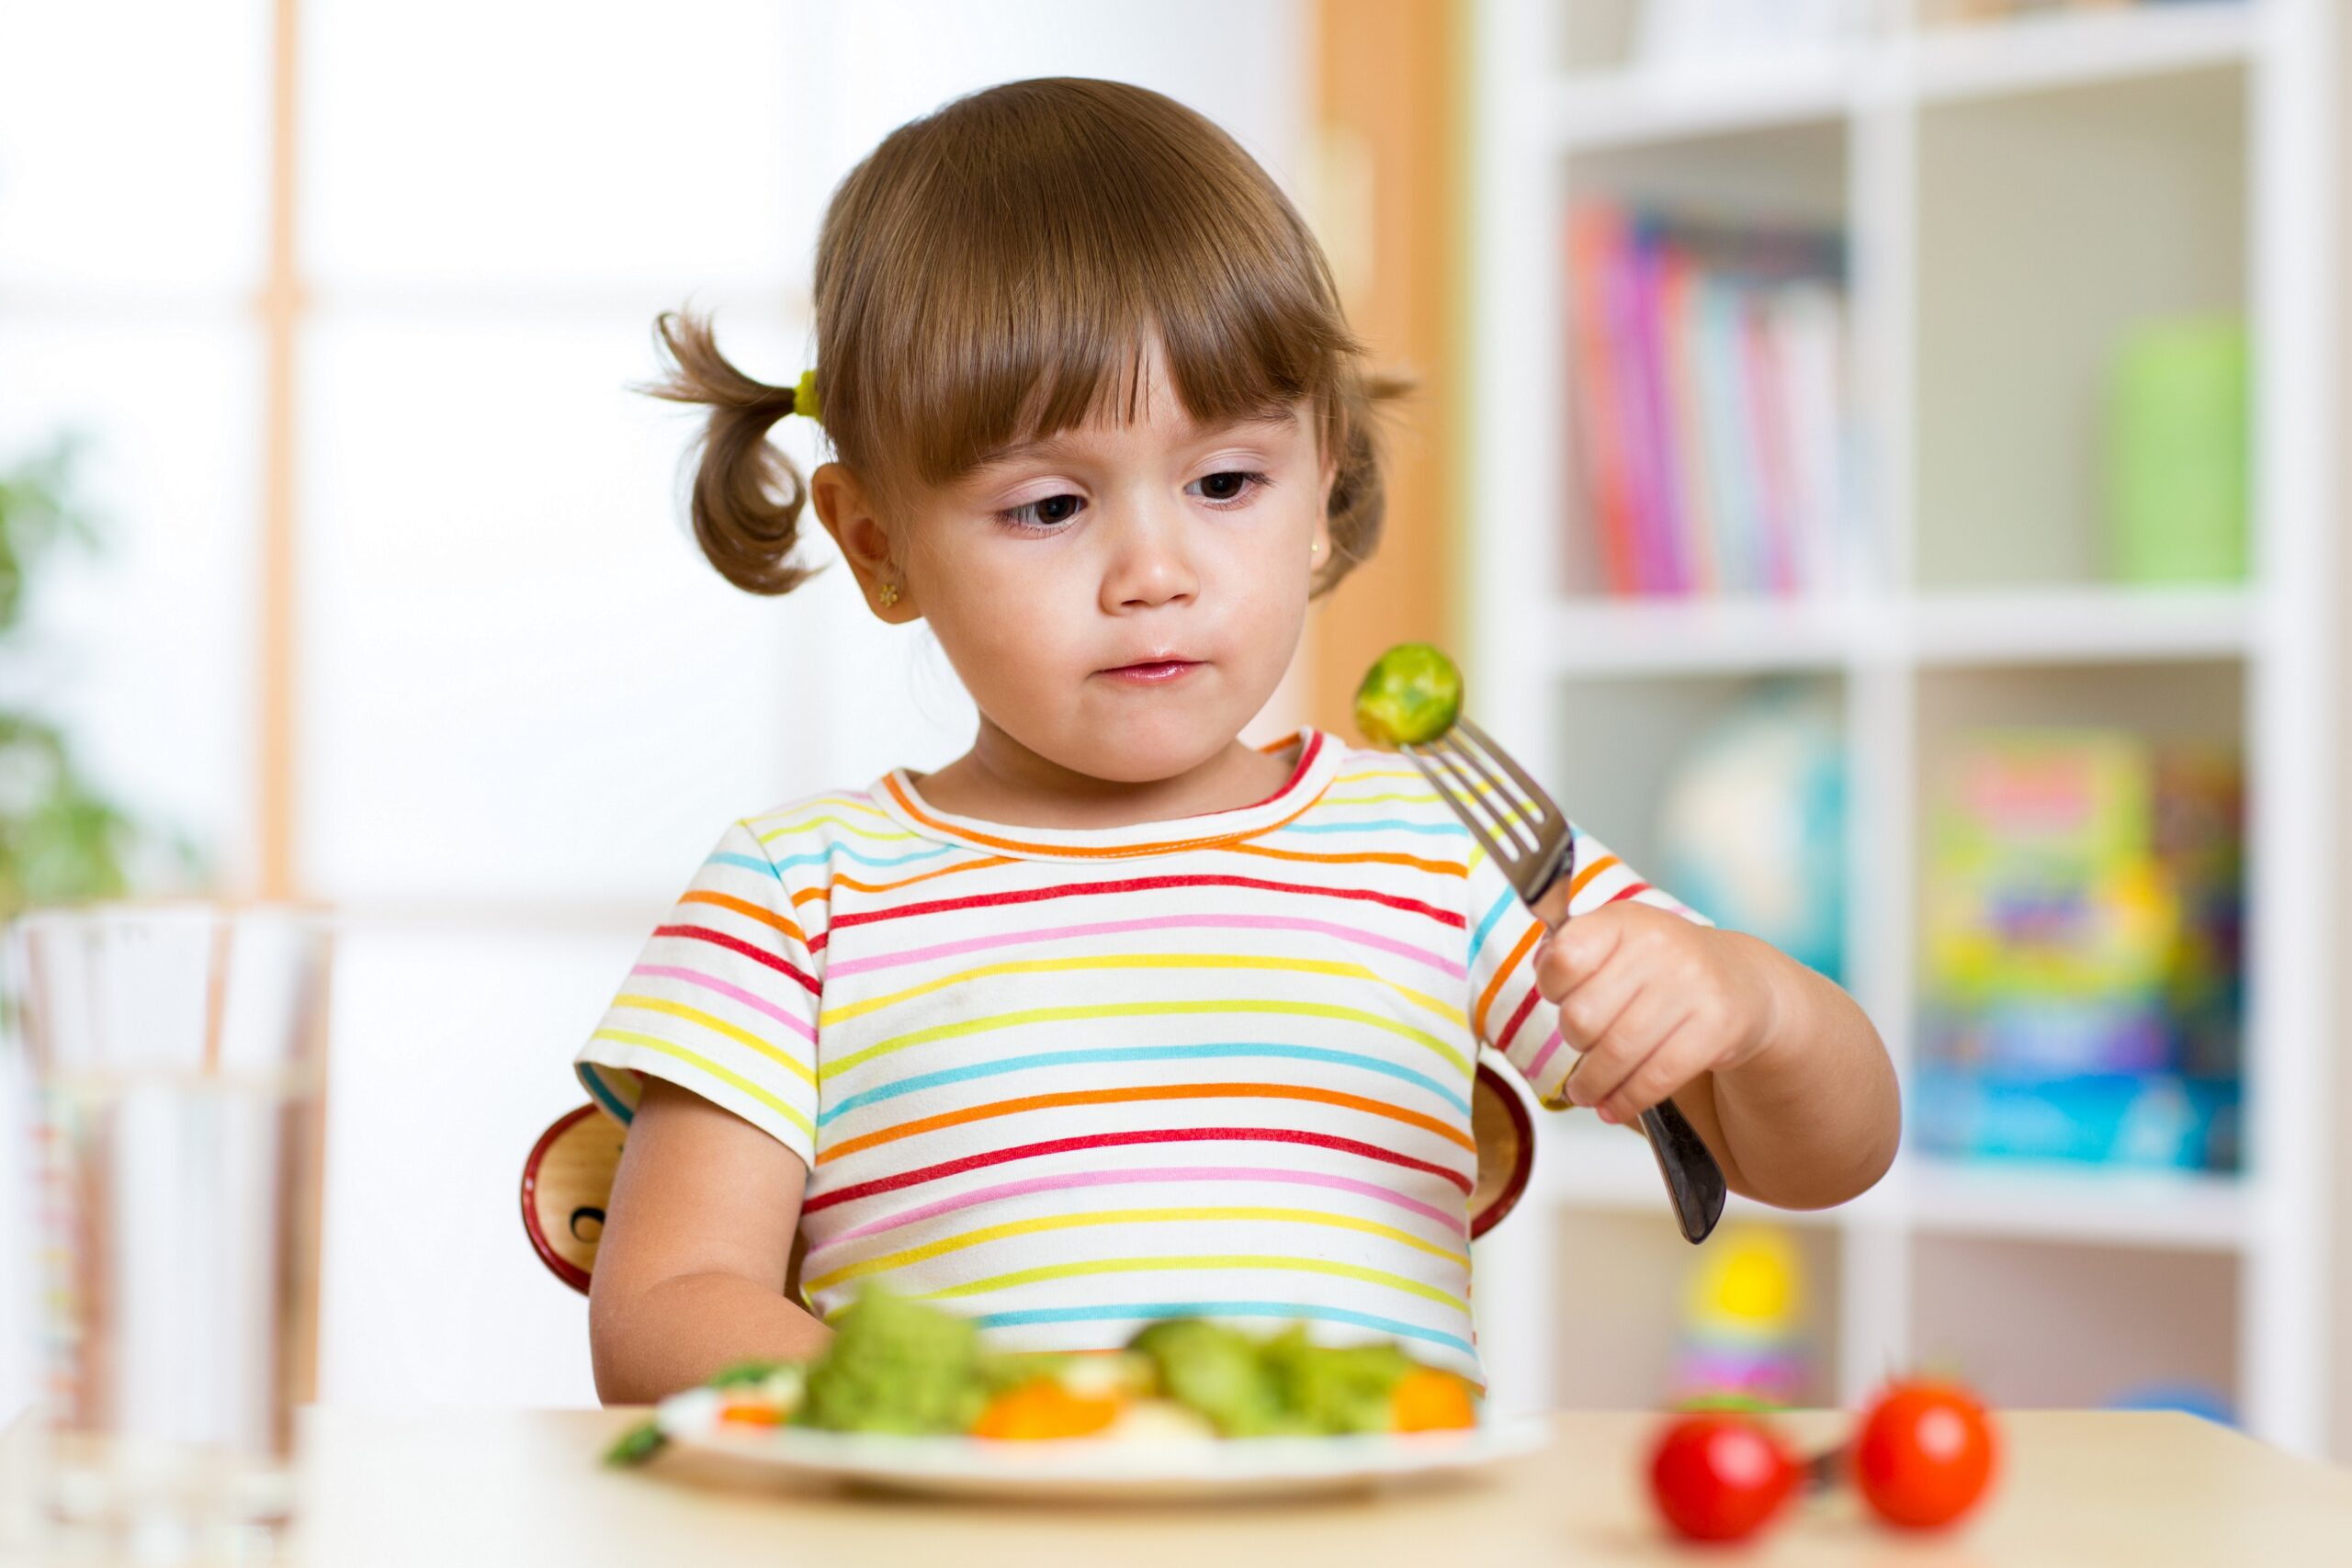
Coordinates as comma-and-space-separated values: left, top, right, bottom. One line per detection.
1474, 922, 1543, 1042
1566, 853, 1621, 903
678, 890, 807, 951
816, 1081, 1477, 1166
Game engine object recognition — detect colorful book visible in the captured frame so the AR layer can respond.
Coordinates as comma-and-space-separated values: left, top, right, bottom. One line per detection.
1561, 205, 1849, 601
1566, 207, 1639, 595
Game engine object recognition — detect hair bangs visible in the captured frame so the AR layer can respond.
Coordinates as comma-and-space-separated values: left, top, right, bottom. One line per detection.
827, 77, 1362, 497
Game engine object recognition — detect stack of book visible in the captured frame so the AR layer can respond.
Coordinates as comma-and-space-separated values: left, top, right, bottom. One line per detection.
1565, 205, 1850, 599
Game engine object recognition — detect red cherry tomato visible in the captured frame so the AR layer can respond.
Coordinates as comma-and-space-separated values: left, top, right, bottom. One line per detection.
1646, 1413, 1799, 1543
1852, 1380, 1999, 1529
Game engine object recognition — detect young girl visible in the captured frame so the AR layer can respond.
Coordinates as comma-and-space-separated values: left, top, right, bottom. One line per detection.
575, 77, 1900, 1406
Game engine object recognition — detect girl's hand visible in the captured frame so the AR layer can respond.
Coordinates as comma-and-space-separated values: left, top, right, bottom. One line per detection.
1531, 903, 1782, 1127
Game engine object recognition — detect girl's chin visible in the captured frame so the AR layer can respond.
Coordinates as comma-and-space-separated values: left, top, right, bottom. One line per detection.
1054, 713, 1241, 784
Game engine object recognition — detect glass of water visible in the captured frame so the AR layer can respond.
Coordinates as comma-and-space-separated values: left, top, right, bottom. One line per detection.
4, 902, 334, 1559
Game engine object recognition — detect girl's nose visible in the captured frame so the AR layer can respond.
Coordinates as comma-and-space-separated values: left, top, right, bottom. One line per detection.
1100, 505, 1199, 612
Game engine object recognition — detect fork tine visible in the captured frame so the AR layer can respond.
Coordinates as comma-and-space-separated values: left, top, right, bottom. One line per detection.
1432, 729, 1543, 857
1417, 734, 1529, 857
1455, 716, 1566, 838
1404, 740, 1518, 872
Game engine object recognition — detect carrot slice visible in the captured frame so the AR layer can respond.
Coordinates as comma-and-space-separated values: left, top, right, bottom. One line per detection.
972, 1380, 1125, 1441
718, 1402, 788, 1427
1390, 1370, 1477, 1432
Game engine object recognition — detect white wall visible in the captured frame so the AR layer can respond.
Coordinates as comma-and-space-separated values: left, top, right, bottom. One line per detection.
0, 0, 1313, 1414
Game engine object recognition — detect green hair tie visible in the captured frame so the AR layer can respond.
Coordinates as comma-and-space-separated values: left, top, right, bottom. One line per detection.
793, 368, 822, 424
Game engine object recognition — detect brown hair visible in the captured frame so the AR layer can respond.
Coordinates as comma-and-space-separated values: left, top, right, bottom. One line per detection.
637, 76, 1409, 599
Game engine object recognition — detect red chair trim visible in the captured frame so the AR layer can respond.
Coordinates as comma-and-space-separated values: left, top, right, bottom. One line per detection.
521, 1102, 600, 1295
1468, 1061, 1536, 1241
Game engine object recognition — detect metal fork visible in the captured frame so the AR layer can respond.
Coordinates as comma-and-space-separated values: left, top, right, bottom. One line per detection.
1405, 715, 1727, 1246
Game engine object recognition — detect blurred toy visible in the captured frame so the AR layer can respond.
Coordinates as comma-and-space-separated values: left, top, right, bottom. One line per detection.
1656, 681, 1846, 984
1919, 730, 2244, 1171
1669, 1223, 1809, 1411
1914, 1065, 2239, 1169
1926, 731, 2177, 1075
2108, 316, 2248, 584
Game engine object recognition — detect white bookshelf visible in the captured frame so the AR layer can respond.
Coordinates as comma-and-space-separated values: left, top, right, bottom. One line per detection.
1462, 0, 2338, 1455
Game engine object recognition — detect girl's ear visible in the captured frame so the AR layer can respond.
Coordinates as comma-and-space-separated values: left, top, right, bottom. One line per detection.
809, 462, 919, 623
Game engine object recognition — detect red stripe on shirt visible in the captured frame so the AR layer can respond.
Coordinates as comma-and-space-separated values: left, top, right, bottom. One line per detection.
651, 923, 820, 997
801, 1126, 1476, 1214
1494, 982, 1544, 1055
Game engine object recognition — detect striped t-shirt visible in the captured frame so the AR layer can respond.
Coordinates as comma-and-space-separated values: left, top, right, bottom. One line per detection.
573, 724, 1704, 1390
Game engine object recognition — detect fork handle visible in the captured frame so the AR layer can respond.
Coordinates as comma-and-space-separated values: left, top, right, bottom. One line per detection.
1633, 1098, 1728, 1245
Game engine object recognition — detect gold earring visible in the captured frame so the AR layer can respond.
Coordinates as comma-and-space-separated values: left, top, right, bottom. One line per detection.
877, 580, 900, 608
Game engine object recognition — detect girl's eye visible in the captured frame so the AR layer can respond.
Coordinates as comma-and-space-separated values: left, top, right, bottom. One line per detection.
999, 492, 1085, 530
995, 470, 1271, 530
1190, 469, 1272, 505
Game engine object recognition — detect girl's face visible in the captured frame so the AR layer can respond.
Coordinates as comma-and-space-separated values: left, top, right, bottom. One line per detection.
862, 339, 1337, 788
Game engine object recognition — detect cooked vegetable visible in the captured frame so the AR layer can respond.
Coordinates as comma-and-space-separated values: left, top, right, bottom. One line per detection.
1353, 642, 1463, 750
1261, 1322, 1419, 1436
718, 1401, 788, 1427
1390, 1368, 1478, 1432
789, 1284, 989, 1436
1128, 1318, 1299, 1438
1126, 1316, 1465, 1438
603, 1418, 667, 1467
971, 1380, 1125, 1441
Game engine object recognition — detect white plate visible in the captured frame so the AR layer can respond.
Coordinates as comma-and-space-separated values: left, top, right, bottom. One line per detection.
652, 1387, 1553, 1503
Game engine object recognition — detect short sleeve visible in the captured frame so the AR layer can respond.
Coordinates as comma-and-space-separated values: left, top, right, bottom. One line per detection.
1465, 823, 1711, 1111
574, 818, 823, 1171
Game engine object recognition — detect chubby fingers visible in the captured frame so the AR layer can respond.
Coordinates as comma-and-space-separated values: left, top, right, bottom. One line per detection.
1576, 1014, 1722, 1126
1558, 983, 1696, 1120
1532, 904, 1707, 1124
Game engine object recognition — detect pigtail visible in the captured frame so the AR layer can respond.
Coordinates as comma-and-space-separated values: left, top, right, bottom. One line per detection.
1314, 368, 1416, 600
634, 308, 825, 596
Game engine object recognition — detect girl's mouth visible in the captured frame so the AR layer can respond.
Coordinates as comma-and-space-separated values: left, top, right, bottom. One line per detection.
1100, 660, 1202, 684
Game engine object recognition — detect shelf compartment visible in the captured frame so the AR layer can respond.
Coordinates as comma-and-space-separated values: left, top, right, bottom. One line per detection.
1912, 62, 2248, 591
1537, 1203, 1848, 1411
1909, 660, 2246, 1214
1909, 1232, 2239, 1415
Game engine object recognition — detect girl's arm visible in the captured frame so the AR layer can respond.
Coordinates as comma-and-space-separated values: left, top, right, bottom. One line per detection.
1660, 931, 1901, 1211
588, 1077, 836, 1404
